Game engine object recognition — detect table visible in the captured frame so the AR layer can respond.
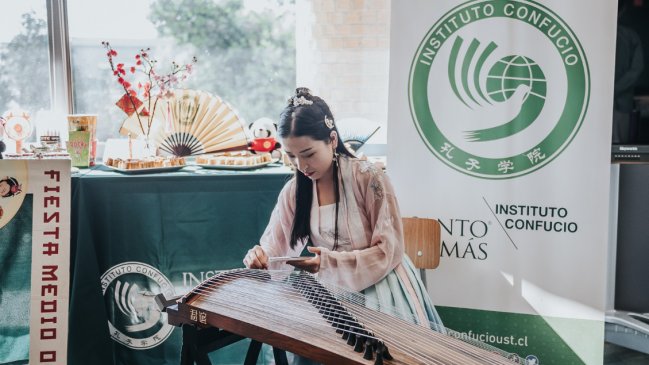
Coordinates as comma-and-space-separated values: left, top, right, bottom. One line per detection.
68, 164, 292, 365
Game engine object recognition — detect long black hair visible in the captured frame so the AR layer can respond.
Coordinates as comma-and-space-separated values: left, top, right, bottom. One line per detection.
278, 88, 355, 250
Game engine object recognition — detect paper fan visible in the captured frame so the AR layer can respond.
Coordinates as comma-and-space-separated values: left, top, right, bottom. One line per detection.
123, 90, 250, 157
336, 117, 380, 152
3, 111, 33, 153
3, 111, 33, 142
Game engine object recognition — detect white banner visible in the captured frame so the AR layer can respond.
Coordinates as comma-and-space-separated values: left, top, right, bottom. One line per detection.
387, 1, 616, 364
0, 159, 70, 364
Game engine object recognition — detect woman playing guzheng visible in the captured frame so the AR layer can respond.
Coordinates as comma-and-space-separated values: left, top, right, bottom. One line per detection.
243, 88, 444, 342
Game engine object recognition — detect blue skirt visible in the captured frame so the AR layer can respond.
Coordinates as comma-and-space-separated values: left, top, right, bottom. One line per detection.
363, 255, 444, 330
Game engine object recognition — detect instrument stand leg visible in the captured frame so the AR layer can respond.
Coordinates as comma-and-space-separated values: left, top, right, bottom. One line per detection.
181, 324, 212, 365
181, 324, 249, 365
244, 340, 288, 365
179, 323, 289, 365
272, 347, 289, 365
244, 340, 262, 365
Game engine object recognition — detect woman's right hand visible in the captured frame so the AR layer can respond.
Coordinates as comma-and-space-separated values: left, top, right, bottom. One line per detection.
243, 245, 269, 269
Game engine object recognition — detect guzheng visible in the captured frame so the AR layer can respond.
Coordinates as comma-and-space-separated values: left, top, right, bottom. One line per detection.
162, 268, 523, 364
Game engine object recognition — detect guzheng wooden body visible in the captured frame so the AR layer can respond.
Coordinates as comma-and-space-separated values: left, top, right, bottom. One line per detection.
165, 269, 520, 365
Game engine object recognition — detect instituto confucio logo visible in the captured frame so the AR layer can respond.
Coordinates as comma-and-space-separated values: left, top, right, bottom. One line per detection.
101, 262, 176, 349
409, 0, 590, 179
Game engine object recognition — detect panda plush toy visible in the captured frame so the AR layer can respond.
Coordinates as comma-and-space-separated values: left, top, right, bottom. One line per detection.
248, 117, 281, 154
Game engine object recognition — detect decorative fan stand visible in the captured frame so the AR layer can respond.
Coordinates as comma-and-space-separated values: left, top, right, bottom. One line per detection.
119, 90, 249, 157
2, 111, 33, 154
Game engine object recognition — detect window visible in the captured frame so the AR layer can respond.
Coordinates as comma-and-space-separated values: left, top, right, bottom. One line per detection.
68, 0, 296, 142
2, 0, 390, 153
0, 1, 51, 152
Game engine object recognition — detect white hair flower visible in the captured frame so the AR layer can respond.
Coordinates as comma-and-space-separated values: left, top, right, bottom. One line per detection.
324, 116, 334, 129
291, 96, 313, 107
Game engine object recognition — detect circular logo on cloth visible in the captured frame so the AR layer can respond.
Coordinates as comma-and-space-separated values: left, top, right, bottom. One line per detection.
409, 0, 589, 179
101, 261, 176, 349
526, 354, 540, 364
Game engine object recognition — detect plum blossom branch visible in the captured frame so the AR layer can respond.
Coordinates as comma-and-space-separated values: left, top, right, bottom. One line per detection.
102, 41, 197, 138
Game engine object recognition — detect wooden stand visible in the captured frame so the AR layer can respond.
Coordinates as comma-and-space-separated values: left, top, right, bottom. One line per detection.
156, 294, 288, 365
179, 324, 288, 365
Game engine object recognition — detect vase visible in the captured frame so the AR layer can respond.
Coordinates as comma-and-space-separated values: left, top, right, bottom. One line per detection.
137, 134, 156, 157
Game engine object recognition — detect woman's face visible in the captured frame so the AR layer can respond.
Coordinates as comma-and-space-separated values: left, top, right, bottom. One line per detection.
282, 133, 337, 181
0, 181, 10, 197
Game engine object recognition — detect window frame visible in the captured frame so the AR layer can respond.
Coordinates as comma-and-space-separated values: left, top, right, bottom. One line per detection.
47, 0, 73, 115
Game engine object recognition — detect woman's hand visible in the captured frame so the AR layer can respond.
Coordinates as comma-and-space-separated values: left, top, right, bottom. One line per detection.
243, 245, 268, 269
287, 246, 321, 273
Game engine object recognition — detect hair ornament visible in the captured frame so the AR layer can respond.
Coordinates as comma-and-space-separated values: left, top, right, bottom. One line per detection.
290, 96, 313, 107
324, 116, 334, 129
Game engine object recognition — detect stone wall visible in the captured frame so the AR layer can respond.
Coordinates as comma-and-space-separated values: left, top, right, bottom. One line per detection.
296, 0, 391, 143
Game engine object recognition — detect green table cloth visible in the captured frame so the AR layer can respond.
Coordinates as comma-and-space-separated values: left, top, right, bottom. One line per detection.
0, 195, 33, 364
68, 164, 292, 365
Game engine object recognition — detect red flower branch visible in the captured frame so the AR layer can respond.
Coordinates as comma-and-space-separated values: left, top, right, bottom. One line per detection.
102, 41, 197, 141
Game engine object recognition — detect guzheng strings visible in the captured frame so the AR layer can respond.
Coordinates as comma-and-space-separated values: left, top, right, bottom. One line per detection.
170, 268, 524, 364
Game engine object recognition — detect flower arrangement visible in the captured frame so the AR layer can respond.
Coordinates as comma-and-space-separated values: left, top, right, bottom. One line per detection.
101, 41, 197, 145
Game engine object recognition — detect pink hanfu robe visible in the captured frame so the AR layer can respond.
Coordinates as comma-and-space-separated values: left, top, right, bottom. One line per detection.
260, 156, 444, 329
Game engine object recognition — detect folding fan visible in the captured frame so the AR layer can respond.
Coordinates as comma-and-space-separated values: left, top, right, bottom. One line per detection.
2, 111, 33, 154
120, 90, 250, 157
335, 117, 380, 152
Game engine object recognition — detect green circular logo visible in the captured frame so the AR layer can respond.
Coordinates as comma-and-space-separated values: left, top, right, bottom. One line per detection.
101, 262, 176, 349
409, 0, 590, 179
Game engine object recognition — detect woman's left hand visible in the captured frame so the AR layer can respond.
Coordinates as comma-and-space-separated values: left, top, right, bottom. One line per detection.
287, 246, 321, 273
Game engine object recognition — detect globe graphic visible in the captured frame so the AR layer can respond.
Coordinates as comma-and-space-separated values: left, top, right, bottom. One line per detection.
485, 55, 546, 103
